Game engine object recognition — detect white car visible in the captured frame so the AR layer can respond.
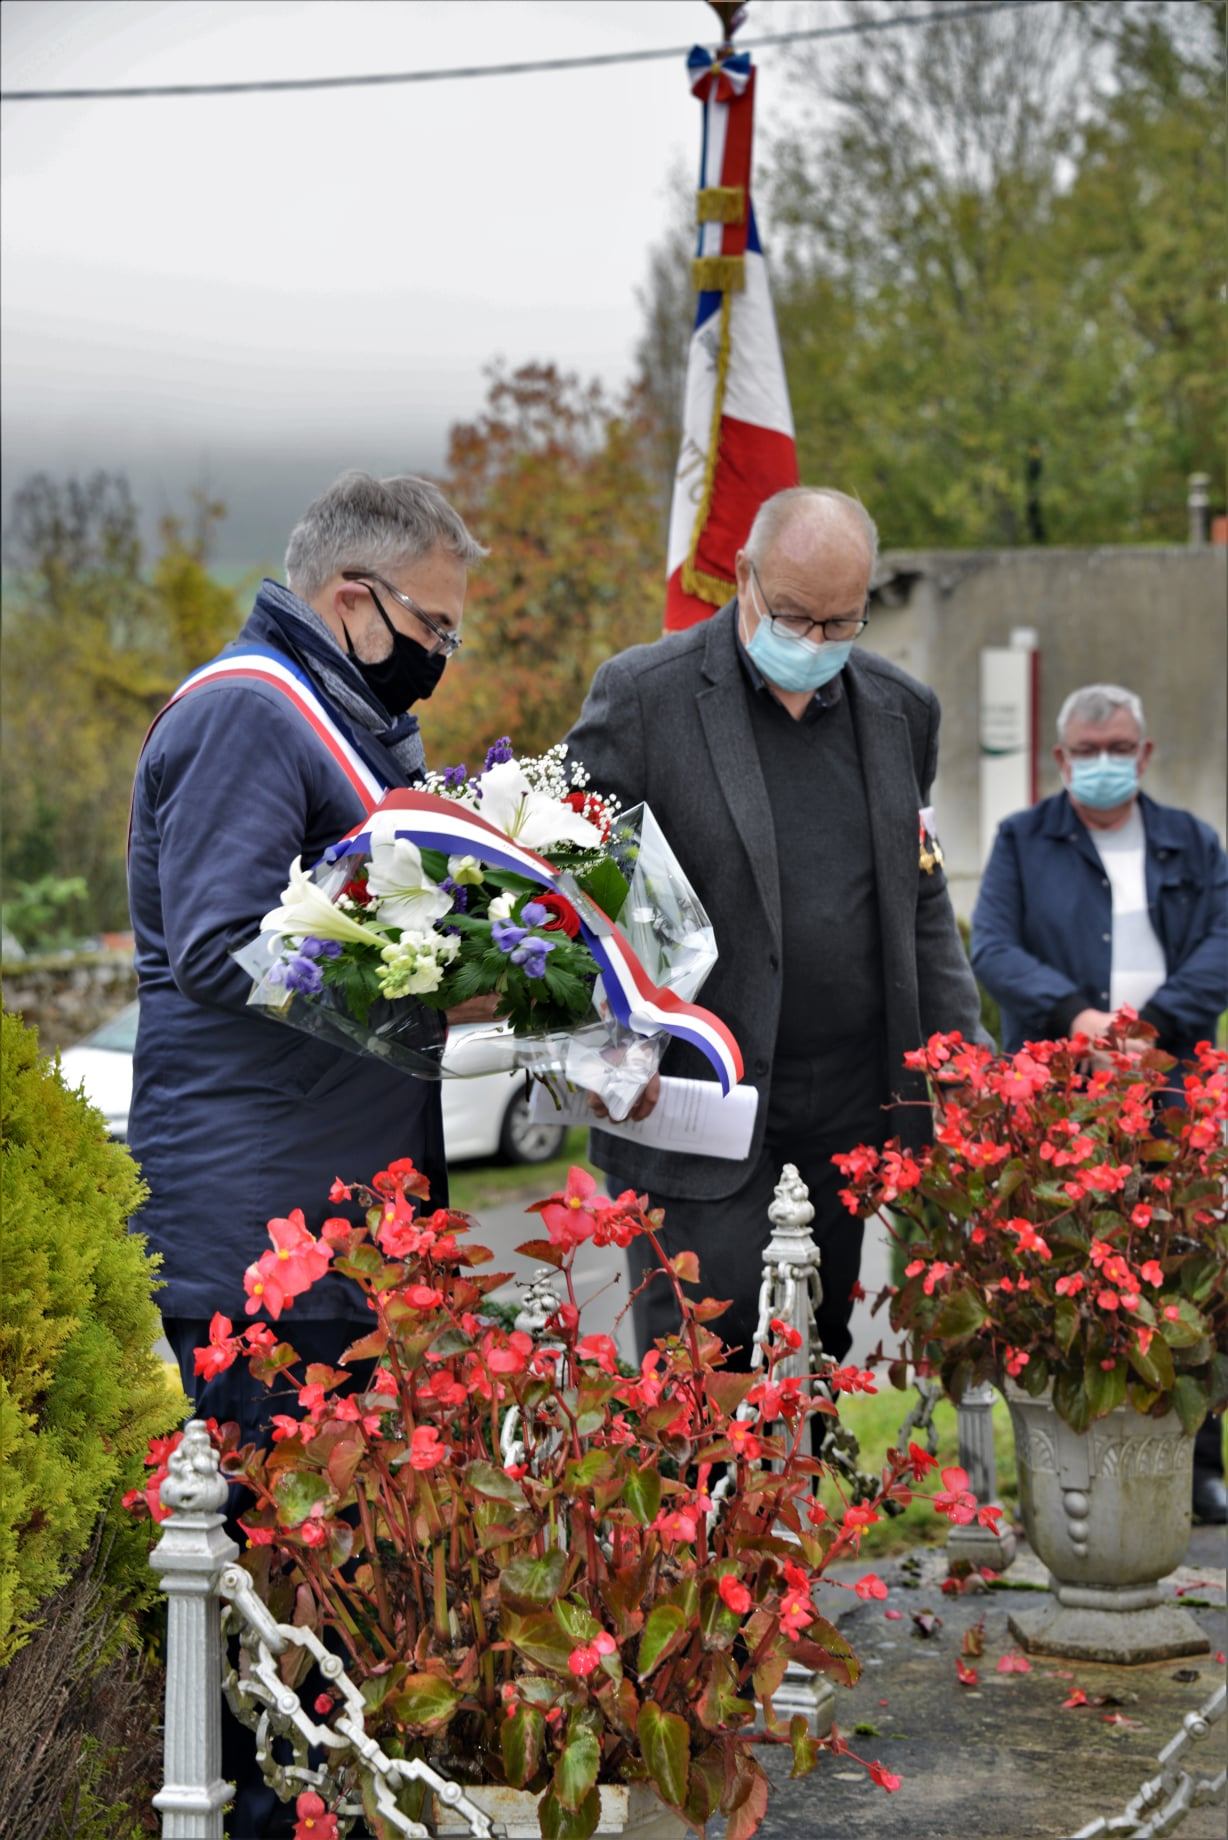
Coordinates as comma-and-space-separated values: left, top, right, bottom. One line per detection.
59, 1002, 567, 1166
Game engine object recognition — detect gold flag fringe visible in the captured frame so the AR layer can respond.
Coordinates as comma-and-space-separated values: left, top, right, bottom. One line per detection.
695, 185, 746, 224
690, 254, 746, 294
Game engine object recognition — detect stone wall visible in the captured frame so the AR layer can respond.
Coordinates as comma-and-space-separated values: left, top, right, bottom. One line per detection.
861, 544, 1228, 917
2, 953, 137, 1053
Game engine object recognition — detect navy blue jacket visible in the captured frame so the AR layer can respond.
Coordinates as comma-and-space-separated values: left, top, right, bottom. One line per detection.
127, 594, 446, 1323
971, 790, 1228, 1062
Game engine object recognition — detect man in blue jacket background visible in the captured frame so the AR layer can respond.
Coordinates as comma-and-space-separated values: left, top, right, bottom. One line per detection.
128, 471, 485, 1834
971, 681, 1227, 1523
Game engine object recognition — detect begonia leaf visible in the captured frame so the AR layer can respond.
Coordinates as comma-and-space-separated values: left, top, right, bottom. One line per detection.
621, 1467, 662, 1527
467, 1461, 528, 1507
932, 1289, 987, 1341
272, 1469, 331, 1527
553, 1731, 600, 1813
636, 1701, 689, 1809
500, 1550, 570, 1607
638, 1604, 688, 1676
538, 1786, 601, 1840
1171, 1374, 1208, 1436
384, 1673, 461, 1733
501, 1703, 545, 1790
501, 1609, 575, 1674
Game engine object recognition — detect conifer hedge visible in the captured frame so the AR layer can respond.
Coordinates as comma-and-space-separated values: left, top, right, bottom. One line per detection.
0, 1005, 176, 1661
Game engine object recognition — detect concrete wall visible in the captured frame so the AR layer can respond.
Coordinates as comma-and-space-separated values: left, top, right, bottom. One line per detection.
861, 546, 1228, 918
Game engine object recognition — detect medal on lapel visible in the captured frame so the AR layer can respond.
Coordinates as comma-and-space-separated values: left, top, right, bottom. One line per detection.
918, 806, 944, 875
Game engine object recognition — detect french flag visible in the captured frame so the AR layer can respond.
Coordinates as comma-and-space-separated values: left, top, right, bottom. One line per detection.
664, 45, 799, 633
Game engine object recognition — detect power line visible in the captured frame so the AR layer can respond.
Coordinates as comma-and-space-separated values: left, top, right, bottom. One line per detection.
1, 2, 1048, 104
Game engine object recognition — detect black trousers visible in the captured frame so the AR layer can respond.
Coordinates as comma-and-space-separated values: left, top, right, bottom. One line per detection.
619, 1065, 886, 1370
163, 1316, 371, 1840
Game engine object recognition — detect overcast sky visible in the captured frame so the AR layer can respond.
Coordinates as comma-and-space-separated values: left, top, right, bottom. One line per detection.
1, 0, 809, 565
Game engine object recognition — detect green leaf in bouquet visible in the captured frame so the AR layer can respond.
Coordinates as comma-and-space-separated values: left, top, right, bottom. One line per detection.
574, 856, 629, 923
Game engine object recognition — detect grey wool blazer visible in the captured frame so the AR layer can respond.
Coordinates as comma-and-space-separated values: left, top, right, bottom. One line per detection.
563, 601, 984, 1200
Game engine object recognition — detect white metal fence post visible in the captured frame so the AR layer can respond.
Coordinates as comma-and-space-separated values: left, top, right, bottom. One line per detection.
150, 1419, 239, 1840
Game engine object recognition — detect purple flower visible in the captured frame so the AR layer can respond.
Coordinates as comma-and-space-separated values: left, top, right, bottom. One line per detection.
442, 763, 468, 790
440, 877, 470, 914
510, 936, 556, 979
492, 919, 528, 955
484, 736, 514, 770
521, 900, 548, 927
318, 939, 343, 958
283, 954, 324, 995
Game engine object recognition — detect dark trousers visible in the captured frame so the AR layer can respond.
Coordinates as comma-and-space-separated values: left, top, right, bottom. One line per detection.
163, 1316, 370, 1840
619, 1067, 885, 1370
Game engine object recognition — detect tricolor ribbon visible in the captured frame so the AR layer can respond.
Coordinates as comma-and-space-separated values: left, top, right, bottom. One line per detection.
687, 45, 752, 101
328, 789, 744, 1096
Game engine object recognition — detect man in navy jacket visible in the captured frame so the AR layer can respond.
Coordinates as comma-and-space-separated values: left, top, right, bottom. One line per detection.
972, 682, 1227, 1521
129, 472, 485, 1835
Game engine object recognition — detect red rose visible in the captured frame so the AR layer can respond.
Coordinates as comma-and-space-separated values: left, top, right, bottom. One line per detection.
532, 891, 581, 937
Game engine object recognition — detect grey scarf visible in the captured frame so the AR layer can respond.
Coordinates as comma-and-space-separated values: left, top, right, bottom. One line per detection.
255, 578, 427, 784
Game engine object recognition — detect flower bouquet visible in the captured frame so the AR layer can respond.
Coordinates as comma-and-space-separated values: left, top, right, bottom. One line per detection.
130, 1158, 993, 1837
233, 743, 738, 1119
833, 1022, 1228, 1433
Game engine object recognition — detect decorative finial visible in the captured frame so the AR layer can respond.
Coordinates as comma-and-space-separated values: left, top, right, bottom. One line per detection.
767, 1163, 816, 1239
707, 2, 748, 50
159, 1418, 230, 1516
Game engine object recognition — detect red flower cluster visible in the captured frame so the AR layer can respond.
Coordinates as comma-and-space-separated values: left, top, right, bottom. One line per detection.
837, 1028, 1228, 1432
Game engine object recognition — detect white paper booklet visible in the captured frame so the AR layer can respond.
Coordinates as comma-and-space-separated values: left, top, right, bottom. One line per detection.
528, 1075, 759, 1161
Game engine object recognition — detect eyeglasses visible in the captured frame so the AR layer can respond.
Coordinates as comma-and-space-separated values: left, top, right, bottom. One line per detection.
341, 568, 463, 657
750, 563, 869, 644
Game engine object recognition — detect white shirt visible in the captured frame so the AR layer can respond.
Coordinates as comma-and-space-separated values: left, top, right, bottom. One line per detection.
1088, 804, 1167, 1013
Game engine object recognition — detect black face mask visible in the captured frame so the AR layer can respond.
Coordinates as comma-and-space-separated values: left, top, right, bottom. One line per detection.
343, 590, 447, 714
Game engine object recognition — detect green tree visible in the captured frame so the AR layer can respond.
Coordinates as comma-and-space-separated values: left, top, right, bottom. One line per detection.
1, 475, 242, 935
633, 0, 1224, 548
432, 362, 665, 768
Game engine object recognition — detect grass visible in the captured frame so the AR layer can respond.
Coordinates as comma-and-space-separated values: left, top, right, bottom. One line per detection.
817, 1386, 1020, 1560
446, 1127, 594, 1216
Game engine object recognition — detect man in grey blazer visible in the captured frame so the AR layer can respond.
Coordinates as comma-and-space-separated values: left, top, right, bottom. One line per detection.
565, 486, 982, 1368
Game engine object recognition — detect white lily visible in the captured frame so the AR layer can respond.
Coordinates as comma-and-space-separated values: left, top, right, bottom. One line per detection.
364, 835, 454, 931
478, 759, 602, 852
261, 858, 378, 946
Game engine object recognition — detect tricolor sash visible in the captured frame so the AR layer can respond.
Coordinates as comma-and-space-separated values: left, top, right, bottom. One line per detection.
137, 645, 389, 821
328, 789, 745, 1096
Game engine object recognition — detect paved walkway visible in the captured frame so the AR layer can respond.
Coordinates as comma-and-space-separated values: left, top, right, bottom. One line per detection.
746, 1525, 1227, 1840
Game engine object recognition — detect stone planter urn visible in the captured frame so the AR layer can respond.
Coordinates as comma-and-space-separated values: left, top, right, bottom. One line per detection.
1004, 1381, 1209, 1663
433, 1783, 688, 1838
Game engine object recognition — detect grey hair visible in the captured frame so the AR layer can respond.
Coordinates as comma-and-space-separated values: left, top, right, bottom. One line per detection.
1056, 684, 1146, 743
744, 486, 879, 573
284, 470, 487, 598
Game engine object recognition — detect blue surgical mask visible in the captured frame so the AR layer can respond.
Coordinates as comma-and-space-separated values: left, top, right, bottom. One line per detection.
745, 616, 854, 693
1069, 753, 1139, 810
